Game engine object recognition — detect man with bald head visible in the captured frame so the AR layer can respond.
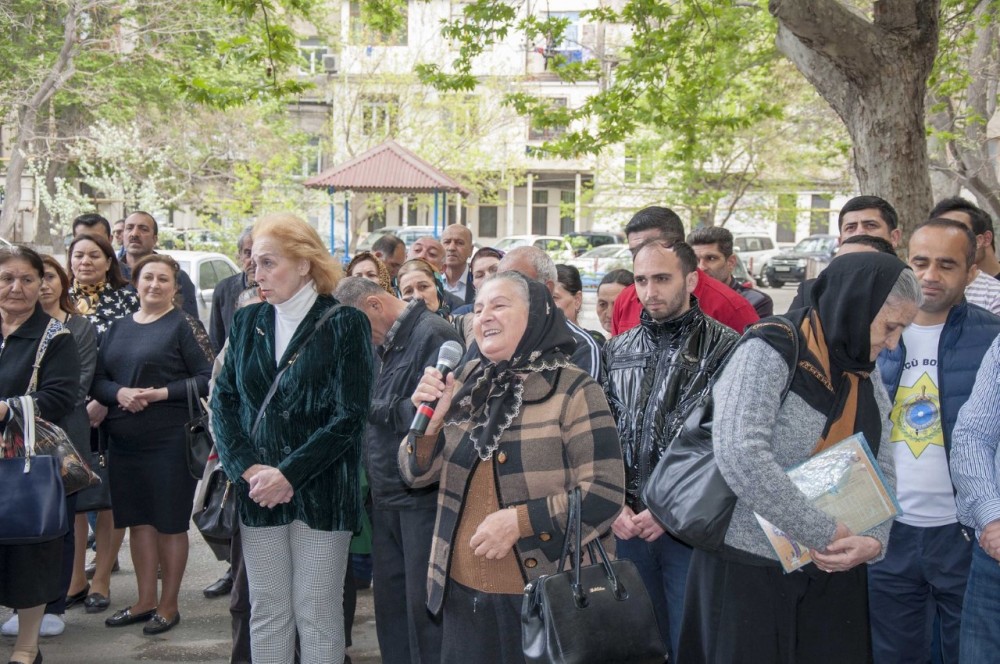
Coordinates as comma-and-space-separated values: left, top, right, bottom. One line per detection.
408, 236, 446, 272
120, 211, 199, 319
441, 224, 475, 305
497, 246, 602, 381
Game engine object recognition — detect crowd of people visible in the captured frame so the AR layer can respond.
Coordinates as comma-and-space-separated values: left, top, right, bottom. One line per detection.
3, 193, 1000, 664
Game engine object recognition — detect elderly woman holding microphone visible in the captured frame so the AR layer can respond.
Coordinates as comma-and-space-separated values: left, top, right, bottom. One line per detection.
403, 271, 625, 663
211, 213, 374, 664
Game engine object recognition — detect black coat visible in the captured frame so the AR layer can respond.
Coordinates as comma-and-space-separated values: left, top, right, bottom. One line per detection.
602, 301, 739, 512
366, 300, 464, 509
0, 305, 80, 425
209, 271, 249, 352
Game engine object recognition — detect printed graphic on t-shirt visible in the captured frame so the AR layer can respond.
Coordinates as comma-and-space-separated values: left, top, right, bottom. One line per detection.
890, 371, 944, 459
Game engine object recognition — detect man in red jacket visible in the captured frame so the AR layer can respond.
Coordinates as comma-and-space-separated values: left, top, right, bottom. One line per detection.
611, 207, 759, 335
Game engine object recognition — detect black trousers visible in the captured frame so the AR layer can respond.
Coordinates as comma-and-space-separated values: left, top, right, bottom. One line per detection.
678, 548, 872, 664
440, 581, 524, 664
372, 506, 442, 664
45, 492, 77, 615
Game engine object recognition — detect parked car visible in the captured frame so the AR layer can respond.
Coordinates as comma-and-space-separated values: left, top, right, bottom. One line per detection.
494, 235, 575, 262
732, 233, 780, 286
160, 250, 239, 325
566, 244, 631, 289
356, 225, 438, 251
567, 231, 626, 256
764, 234, 838, 288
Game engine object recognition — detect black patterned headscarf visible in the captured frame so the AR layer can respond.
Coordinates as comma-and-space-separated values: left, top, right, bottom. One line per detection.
445, 273, 576, 460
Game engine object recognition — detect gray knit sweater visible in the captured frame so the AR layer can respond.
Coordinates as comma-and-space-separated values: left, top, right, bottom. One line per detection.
713, 339, 895, 563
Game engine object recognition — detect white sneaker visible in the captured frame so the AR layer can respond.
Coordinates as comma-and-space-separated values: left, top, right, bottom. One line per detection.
39, 613, 64, 637
1, 612, 18, 636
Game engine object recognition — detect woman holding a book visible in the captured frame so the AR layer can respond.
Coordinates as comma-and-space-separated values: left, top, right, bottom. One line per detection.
678, 253, 921, 663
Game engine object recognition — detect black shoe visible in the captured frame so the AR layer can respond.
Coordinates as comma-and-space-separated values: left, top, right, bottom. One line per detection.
6, 648, 42, 664
105, 606, 155, 627
65, 584, 90, 609
142, 613, 180, 635
203, 570, 234, 598
84, 592, 110, 614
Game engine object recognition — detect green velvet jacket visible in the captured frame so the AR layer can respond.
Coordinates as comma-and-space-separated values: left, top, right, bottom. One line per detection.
211, 294, 374, 532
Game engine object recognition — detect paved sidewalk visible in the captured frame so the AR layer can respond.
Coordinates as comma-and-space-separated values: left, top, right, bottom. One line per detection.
1, 533, 381, 663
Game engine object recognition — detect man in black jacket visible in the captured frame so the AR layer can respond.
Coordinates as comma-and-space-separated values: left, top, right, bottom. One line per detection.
602, 239, 739, 662
335, 276, 463, 664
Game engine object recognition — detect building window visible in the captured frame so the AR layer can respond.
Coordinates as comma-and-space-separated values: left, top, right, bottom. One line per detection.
479, 205, 498, 237
441, 95, 479, 137
360, 94, 397, 137
546, 12, 587, 64
298, 38, 328, 74
624, 144, 654, 185
528, 98, 567, 141
301, 136, 322, 177
399, 197, 419, 226
810, 194, 831, 235
532, 189, 549, 235
776, 193, 797, 243
350, 1, 408, 46
560, 190, 575, 235
446, 201, 467, 226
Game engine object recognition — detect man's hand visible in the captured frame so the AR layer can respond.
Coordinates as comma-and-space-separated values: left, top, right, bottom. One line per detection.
632, 509, 666, 542
612, 505, 641, 540
470, 508, 520, 560
979, 521, 1000, 561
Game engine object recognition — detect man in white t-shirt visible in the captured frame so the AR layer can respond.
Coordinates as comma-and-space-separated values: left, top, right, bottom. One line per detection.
872, 219, 1000, 663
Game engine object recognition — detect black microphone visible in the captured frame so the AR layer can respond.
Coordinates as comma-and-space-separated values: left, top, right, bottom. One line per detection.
410, 340, 464, 436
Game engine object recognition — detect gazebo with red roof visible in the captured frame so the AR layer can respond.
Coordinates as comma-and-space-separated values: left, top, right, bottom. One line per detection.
304, 139, 470, 257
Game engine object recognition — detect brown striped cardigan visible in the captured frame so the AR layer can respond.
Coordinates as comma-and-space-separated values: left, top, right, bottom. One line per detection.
398, 359, 626, 615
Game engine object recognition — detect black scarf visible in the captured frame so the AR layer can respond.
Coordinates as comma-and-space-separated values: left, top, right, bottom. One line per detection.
745, 253, 908, 456
445, 277, 576, 460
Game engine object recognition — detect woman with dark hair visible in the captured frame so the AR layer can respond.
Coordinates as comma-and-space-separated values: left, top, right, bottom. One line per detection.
679, 253, 922, 663
397, 259, 449, 318
346, 251, 394, 295
555, 264, 605, 345
403, 271, 625, 663
0, 245, 80, 664
596, 269, 633, 335
91, 254, 214, 635
37, 257, 98, 629
66, 232, 138, 614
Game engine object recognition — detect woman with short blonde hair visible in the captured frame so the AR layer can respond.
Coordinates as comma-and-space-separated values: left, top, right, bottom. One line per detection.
213, 213, 374, 664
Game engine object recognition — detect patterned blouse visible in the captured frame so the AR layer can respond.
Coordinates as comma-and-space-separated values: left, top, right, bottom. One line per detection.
69, 282, 140, 343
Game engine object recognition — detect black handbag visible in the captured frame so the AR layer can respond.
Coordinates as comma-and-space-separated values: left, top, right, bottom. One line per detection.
522, 489, 665, 664
75, 428, 112, 512
193, 466, 237, 540
643, 316, 799, 551
3, 396, 100, 496
185, 378, 213, 480
0, 397, 70, 545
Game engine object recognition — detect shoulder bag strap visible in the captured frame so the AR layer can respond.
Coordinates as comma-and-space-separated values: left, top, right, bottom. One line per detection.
250, 304, 342, 441
28, 319, 68, 394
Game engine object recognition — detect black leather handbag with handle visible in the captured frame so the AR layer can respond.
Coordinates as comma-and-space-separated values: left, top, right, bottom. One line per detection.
521, 488, 665, 664
185, 377, 213, 480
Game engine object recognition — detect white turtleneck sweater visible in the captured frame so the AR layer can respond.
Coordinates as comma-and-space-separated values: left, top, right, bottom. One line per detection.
273, 280, 318, 362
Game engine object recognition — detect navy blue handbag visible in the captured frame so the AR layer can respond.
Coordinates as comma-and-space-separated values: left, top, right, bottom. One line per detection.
0, 396, 69, 545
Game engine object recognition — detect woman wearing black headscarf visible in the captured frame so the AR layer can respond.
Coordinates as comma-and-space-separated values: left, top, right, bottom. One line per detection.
678, 253, 922, 663
401, 271, 625, 664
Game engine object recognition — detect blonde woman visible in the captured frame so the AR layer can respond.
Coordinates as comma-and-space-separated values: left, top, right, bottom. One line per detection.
211, 214, 374, 664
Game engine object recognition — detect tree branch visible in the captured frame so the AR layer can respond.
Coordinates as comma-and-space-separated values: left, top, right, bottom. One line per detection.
769, 0, 879, 81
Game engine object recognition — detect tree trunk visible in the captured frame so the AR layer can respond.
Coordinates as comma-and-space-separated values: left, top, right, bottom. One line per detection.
0, 2, 79, 239
770, 0, 940, 237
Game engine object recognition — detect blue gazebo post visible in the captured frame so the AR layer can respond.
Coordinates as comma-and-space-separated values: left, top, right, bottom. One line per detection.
343, 195, 351, 262
327, 186, 336, 256
433, 191, 439, 236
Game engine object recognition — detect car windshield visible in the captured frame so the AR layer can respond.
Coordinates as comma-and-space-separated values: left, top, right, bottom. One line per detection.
580, 245, 626, 258
793, 237, 835, 253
